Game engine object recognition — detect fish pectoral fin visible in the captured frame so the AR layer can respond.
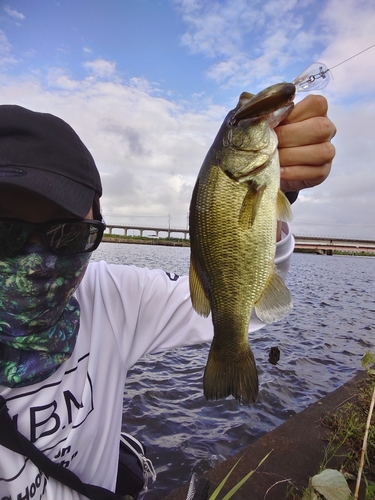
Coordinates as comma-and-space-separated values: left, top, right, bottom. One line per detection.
276, 189, 293, 222
238, 182, 266, 229
189, 256, 211, 317
254, 267, 293, 324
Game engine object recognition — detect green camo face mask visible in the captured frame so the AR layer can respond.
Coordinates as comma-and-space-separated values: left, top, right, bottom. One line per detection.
0, 243, 90, 388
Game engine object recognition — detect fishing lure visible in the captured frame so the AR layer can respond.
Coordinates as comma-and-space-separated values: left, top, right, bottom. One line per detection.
293, 42, 375, 92
293, 62, 330, 92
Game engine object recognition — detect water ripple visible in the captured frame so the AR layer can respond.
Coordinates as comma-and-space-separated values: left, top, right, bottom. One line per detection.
91, 246, 375, 499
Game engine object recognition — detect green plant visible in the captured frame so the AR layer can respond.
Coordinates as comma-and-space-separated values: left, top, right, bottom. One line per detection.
287, 351, 375, 499
302, 469, 351, 500
208, 450, 272, 500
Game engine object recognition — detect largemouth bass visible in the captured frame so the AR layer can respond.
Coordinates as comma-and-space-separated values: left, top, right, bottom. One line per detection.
189, 83, 296, 404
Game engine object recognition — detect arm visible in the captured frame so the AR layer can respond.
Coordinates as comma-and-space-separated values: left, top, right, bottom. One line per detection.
80, 224, 293, 370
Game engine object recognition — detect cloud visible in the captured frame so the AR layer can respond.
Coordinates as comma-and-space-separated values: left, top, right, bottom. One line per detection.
1, 54, 374, 238
83, 58, 117, 79
290, 99, 375, 239
0, 30, 18, 67
170, 0, 375, 239
174, 0, 323, 89
47, 67, 80, 90
318, 0, 375, 100
3, 5, 25, 21
0, 70, 220, 224
1, 0, 374, 239
174, 0, 375, 102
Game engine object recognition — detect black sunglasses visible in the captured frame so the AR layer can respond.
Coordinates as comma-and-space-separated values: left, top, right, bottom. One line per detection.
0, 217, 106, 257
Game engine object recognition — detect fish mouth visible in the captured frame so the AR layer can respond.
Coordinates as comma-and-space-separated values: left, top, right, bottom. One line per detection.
232, 83, 296, 124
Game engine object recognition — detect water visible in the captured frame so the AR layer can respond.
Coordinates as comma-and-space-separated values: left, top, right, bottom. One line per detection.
91, 243, 375, 498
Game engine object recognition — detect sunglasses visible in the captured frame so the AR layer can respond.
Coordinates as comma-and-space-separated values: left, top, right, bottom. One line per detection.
0, 217, 106, 257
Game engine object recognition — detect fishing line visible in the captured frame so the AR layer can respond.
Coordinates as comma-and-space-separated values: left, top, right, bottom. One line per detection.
293, 42, 375, 92
329, 42, 375, 71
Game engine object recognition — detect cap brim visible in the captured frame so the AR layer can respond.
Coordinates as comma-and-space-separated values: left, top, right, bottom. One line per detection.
0, 166, 95, 218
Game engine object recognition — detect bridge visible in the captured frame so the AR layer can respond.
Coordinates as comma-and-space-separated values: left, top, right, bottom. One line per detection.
105, 224, 189, 239
294, 235, 375, 254
104, 224, 375, 253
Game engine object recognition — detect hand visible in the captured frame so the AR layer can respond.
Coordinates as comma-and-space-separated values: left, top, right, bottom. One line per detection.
275, 94, 336, 193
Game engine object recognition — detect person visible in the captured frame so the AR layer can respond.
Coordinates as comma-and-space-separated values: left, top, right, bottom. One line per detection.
0, 94, 336, 499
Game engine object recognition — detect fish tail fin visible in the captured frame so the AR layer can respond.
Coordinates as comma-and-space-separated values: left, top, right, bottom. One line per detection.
203, 341, 258, 404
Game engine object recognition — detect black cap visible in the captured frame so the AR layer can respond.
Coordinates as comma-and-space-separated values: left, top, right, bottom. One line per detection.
0, 105, 102, 217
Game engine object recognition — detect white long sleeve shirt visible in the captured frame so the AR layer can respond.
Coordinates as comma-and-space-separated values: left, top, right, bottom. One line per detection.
0, 224, 294, 499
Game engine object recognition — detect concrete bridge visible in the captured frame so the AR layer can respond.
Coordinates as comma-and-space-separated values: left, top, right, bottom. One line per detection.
105, 224, 189, 239
104, 225, 375, 253
294, 235, 375, 254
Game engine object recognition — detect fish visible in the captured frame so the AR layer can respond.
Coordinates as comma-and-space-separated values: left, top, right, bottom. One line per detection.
188, 83, 296, 404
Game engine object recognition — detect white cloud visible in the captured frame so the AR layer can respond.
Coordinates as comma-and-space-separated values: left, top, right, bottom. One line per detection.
174, 0, 323, 88
0, 30, 17, 67
3, 5, 25, 21
83, 58, 117, 78
290, 99, 375, 239
0, 72, 219, 223
47, 67, 80, 90
317, 0, 375, 100
1, 57, 374, 238
174, 0, 375, 101
1, 0, 375, 240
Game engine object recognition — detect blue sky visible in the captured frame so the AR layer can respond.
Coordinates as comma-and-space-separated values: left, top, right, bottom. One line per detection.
1, 0, 375, 238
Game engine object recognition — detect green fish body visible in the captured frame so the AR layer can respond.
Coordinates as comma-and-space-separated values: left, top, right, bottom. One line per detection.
189, 83, 295, 404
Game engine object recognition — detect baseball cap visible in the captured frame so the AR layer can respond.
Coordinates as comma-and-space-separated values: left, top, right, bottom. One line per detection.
0, 105, 102, 218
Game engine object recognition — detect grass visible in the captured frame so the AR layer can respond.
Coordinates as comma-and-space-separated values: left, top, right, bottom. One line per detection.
102, 233, 190, 246
186, 357, 375, 499
208, 451, 272, 500
321, 374, 375, 483
286, 354, 375, 500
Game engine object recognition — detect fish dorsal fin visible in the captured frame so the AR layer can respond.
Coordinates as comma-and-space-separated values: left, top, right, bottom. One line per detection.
276, 189, 293, 222
238, 182, 266, 229
189, 256, 211, 317
254, 267, 293, 323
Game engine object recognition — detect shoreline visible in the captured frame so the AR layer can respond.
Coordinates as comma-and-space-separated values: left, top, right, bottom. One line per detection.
101, 236, 374, 256
163, 370, 369, 499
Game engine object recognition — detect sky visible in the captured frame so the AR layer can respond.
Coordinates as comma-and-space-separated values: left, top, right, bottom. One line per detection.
0, 0, 374, 239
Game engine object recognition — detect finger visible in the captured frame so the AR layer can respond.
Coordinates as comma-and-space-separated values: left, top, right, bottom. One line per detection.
281, 94, 329, 124
280, 162, 332, 183
280, 162, 332, 192
278, 140, 336, 167
276, 116, 336, 148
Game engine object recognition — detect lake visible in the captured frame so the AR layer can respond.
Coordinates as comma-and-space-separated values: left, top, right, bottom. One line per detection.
91, 243, 375, 499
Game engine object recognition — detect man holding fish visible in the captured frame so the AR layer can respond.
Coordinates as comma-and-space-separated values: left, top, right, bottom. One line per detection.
0, 89, 335, 499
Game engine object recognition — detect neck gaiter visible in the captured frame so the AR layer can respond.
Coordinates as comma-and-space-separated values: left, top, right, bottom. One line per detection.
0, 244, 90, 388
